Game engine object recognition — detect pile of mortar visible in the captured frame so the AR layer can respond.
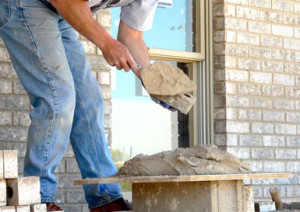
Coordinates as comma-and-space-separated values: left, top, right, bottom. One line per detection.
117, 145, 250, 176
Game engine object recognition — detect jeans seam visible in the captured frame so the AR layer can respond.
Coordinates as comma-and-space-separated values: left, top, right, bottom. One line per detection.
89, 194, 123, 209
20, 8, 58, 195
74, 83, 104, 177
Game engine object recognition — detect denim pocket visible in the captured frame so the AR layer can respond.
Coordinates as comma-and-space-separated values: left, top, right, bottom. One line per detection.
0, 0, 11, 28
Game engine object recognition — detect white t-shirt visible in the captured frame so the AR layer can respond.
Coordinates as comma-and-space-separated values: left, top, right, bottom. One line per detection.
89, 0, 159, 31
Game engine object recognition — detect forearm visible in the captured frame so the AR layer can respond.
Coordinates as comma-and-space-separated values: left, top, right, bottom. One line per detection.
50, 0, 112, 50
118, 21, 150, 68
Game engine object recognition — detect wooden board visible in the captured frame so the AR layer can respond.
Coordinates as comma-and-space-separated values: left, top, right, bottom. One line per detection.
74, 173, 291, 185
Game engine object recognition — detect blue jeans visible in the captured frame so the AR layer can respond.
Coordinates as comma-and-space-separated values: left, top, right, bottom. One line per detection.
0, 0, 122, 208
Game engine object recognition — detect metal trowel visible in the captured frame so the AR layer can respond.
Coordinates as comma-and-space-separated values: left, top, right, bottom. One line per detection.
139, 61, 197, 114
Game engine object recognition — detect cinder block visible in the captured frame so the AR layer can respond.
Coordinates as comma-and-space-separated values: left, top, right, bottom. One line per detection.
7, 177, 41, 206
3, 150, 18, 179
16, 206, 30, 212
30, 204, 47, 212
0, 206, 16, 212
0, 179, 6, 206
133, 180, 254, 212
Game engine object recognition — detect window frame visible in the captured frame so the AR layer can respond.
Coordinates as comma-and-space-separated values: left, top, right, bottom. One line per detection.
148, 0, 214, 146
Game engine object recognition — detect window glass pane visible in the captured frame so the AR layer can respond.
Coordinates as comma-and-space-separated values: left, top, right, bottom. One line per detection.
110, 0, 195, 52
111, 62, 179, 160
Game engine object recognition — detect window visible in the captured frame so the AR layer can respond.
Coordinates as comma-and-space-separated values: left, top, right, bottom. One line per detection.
110, 0, 213, 162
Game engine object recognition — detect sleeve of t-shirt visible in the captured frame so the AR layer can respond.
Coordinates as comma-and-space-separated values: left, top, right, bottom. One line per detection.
120, 0, 159, 31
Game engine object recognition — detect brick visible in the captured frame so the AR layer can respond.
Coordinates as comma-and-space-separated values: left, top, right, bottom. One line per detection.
226, 69, 249, 82
66, 159, 80, 173
287, 136, 300, 147
226, 121, 250, 133
226, 31, 236, 43
260, 11, 282, 23
57, 175, 81, 189
214, 31, 225, 42
262, 85, 284, 97
262, 61, 283, 73
285, 87, 300, 98
82, 41, 96, 55
239, 109, 262, 121
274, 74, 294, 86
66, 189, 85, 204
0, 127, 28, 142
251, 122, 274, 134
296, 52, 300, 62
250, 72, 272, 84
214, 134, 227, 146
227, 134, 239, 146
226, 108, 238, 120
296, 27, 300, 38
0, 63, 17, 78
263, 136, 285, 147
236, 6, 260, 19
272, 49, 294, 61
263, 111, 285, 122
263, 161, 285, 172
7, 177, 41, 206
249, 21, 271, 34
240, 135, 262, 146
275, 148, 297, 159
13, 112, 30, 127
261, 36, 282, 48
16, 206, 30, 212
287, 186, 300, 197
238, 58, 261, 71
239, 83, 261, 95
226, 96, 250, 107
237, 32, 260, 45
275, 123, 297, 135
249, 0, 271, 8
0, 111, 12, 126
285, 63, 300, 75
0, 79, 12, 94
13, 80, 26, 95
0, 96, 30, 111
30, 204, 47, 212
272, 0, 294, 12
273, 99, 295, 110
250, 47, 271, 59
287, 112, 300, 123
4, 150, 18, 179
272, 24, 293, 37
250, 98, 272, 109
214, 108, 226, 120
98, 71, 110, 85
251, 148, 274, 159
54, 189, 64, 204
284, 38, 300, 50
215, 120, 226, 133
225, 18, 247, 30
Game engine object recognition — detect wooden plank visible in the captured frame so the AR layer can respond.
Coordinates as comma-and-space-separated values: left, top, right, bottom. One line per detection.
74, 173, 291, 185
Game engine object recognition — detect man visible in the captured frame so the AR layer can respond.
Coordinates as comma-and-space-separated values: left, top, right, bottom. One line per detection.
0, 0, 159, 211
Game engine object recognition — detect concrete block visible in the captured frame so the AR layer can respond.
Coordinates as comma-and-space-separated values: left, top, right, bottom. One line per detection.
16, 206, 30, 212
0, 179, 6, 206
30, 204, 47, 212
0, 206, 16, 212
133, 180, 253, 212
7, 177, 41, 206
3, 150, 18, 179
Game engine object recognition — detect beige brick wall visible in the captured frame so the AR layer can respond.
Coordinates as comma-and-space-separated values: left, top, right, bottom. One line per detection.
0, 11, 112, 211
213, 0, 300, 201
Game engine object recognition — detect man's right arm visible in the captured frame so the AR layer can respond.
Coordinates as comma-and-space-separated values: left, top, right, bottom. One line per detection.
50, 0, 139, 75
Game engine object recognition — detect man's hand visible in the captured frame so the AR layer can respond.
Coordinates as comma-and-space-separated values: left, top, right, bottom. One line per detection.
101, 38, 139, 77
50, 0, 139, 76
